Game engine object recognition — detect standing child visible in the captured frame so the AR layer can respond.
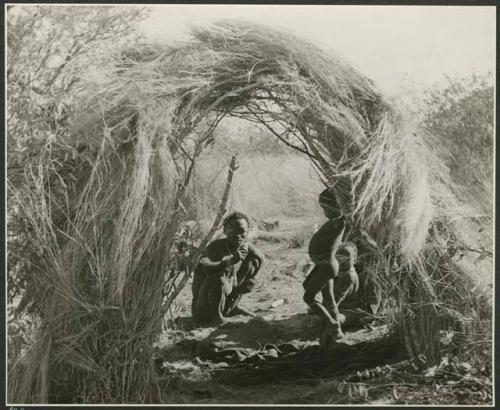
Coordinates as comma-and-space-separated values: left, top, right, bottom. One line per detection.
191, 211, 265, 325
303, 188, 359, 339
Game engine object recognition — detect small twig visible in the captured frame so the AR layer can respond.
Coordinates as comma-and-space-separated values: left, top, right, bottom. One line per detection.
364, 382, 422, 389
182, 141, 203, 188
196, 82, 262, 125
456, 246, 493, 258
246, 105, 315, 158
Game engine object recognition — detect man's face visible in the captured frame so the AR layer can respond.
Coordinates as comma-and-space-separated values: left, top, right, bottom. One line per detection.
224, 218, 249, 247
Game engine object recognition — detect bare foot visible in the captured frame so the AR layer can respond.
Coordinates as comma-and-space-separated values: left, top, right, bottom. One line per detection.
208, 316, 229, 327
308, 307, 321, 316
229, 305, 256, 317
324, 324, 344, 341
333, 328, 345, 339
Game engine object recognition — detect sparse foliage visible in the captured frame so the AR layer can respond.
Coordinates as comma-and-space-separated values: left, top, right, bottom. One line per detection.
422, 74, 493, 217
7, 5, 148, 174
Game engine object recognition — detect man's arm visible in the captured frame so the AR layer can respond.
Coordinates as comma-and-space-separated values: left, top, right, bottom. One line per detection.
198, 240, 234, 274
236, 243, 265, 292
248, 243, 265, 264
198, 255, 232, 274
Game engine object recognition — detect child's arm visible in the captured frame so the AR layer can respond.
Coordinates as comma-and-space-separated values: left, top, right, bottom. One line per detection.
327, 219, 347, 335
328, 219, 346, 277
328, 280, 343, 336
344, 268, 359, 292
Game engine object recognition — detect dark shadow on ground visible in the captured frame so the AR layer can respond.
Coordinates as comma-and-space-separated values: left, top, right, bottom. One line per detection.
156, 311, 402, 391
157, 310, 385, 374
157, 313, 322, 363
209, 328, 402, 386
203, 313, 324, 348
166, 315, 200, 332
200, 309, 372, 348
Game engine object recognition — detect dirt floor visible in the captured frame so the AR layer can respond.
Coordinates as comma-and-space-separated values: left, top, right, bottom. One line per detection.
153, 219, 493, 405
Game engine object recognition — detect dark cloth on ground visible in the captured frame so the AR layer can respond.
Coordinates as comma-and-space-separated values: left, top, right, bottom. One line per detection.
194, 309, 373, 365
195, 339, 318, 364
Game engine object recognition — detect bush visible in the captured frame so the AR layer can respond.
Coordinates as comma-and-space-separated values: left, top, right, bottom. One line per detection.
422, 74, 493, 218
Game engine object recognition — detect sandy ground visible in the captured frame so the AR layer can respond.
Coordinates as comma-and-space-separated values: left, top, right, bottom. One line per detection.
152, 218, 493, 405
153, 220, 392, 404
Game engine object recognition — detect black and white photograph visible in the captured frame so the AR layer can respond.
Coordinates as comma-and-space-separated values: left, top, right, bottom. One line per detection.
5, 3, 495, 406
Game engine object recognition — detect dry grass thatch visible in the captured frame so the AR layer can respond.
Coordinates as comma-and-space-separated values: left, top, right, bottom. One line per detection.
7, 21, 483, 403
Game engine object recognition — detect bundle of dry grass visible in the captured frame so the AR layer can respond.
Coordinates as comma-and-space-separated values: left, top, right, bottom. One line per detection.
8, 21, 481, 403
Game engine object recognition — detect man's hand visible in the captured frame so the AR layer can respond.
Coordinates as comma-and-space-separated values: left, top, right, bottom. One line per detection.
237, 246, 248, 260
231, 247, 248, 264
220, 255, 234, 272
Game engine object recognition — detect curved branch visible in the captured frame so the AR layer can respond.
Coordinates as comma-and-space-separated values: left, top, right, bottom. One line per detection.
246, 105, 316, 159
197, 82, 262, 123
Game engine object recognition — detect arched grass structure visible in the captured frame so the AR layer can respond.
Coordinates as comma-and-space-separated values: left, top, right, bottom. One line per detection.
8, 21, 480, 403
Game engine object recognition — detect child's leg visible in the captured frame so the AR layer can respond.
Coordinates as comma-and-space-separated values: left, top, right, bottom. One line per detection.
334, 273, 355, 307
303, 266, 329, 306
321, 278, 334, 309
318, 275, 341, 327
303, 266, 341, 332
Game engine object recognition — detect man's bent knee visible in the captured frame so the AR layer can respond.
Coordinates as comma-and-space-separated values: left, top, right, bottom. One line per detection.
303, 291, 316, 306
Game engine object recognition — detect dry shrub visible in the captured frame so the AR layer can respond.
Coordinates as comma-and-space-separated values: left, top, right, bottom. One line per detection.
8, 116, 178, 403
7, 20, 490, 403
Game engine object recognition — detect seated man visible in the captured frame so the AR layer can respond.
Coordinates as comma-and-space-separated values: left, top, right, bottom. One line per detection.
191, 211, 265, 325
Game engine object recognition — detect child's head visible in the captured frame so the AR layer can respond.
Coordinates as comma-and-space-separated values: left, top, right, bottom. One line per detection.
319, 188, 342, 219
223, 211, 250, 247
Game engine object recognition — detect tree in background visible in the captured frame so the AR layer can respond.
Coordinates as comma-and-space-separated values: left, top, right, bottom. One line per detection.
422, 74, 493, 218
422, 74, 493, 351
183, 116, 323, 223
7, 5, 149, 176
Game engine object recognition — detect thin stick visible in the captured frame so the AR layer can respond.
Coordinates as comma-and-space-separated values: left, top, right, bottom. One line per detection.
246, 105, 314, 158
197, 155, 238, 252
162, 155, 237, 312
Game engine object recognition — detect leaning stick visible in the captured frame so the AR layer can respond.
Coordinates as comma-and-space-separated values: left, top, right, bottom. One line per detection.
162, 155, 237, 312
196, 155, 238, 254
